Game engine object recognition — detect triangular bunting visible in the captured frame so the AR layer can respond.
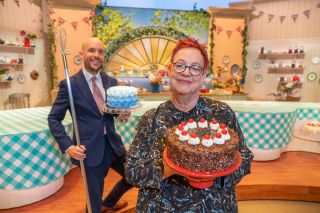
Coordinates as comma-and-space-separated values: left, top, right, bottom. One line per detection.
13, 0, 20, 7
303, 9, 311, 19
291, 14, 298, 23
226, 31, 232, 39
236, 26, 242, 33
82, 17, 91, 26
71, 22, 78, 31
258, 11, 264, 17
217, 26, 223, 35
279, 16, 286, 24
268, 14, 274, 23
58, 17, 66, 25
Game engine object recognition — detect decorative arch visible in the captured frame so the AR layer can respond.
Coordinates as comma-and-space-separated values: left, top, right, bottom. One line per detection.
104, 26, 187, 72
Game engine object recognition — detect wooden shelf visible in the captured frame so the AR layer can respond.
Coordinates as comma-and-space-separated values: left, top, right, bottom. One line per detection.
0, 63, 24, 66
268, 67, 304, 74
0, 44, 35, 54
259, 53, 305, 60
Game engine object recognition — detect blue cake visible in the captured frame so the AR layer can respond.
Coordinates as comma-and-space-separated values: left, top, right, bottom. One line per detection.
106, 86, 138, 108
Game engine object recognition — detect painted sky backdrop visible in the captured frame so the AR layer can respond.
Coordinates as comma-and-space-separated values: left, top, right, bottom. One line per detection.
106, 0, 244, 10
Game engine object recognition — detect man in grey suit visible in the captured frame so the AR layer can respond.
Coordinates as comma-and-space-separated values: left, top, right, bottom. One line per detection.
48, 37, 132, 213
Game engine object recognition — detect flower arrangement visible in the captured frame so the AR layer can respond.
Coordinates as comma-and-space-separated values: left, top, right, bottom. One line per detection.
277, 75, 300, 96
212, 79, 226, 89
26, 33, 37, 40
148, 71, 163, 85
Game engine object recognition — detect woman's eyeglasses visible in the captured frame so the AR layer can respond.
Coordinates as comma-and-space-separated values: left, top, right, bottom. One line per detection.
172, 62, 203, 76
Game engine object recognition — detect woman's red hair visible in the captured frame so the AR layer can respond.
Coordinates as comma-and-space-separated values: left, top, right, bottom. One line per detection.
170, 38, 209, 71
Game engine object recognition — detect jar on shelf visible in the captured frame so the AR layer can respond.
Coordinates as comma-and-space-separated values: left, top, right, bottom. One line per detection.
18, 55, 23, 64
299, 45, 305, 53
288, 46, 293, 54
291, 59, 296, 68
294, 45, 299, 54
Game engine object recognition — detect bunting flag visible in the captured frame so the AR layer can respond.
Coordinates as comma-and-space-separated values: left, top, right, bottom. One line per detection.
236, 26, 242, 33
90, 9, 96, 17
47, 4, 54, 15
258, 11, 264, 17
82, 17, 90, 26
71, 21, 78, 31
58, 17, 66, 25
217, 26, 223, 34
0, 0, 4, 7
303, 9, 311, 18
215, 25, 242, 39
279, 16, 286, 24
254, 2, 319, 24
291, 14, 298, 23
268, 14, 274, 23
226, 31, 232, 39
13, 0, 20, 7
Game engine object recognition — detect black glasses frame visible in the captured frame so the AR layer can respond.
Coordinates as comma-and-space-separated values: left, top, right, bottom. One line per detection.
172, 62, 204, 76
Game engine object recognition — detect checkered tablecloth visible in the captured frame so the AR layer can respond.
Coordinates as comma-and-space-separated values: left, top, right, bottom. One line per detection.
1, 102, 319, 190
0, 107, 72, 190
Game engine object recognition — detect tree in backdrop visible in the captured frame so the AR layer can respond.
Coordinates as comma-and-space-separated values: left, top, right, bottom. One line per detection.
92, 5, 134, 47
151, 8, 209, 39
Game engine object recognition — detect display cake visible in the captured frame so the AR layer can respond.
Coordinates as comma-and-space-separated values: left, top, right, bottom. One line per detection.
166, 118, 239, 172
106, 86, 138, 108
304, 120, 320, 133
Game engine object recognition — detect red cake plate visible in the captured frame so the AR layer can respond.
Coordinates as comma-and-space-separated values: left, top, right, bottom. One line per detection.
163, 148, 242, 189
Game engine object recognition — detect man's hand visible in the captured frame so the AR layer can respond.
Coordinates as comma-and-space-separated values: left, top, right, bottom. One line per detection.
66, 145, 86, 160
117, 111, 131, 122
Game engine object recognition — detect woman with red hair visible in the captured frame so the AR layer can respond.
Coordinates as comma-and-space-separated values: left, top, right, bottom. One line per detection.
125, 38, 253, 212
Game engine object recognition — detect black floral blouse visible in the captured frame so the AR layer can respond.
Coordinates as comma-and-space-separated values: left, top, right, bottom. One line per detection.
125, 97, 254, 213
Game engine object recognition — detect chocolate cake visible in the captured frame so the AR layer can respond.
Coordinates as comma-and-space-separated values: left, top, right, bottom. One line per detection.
166, 119, 239, 172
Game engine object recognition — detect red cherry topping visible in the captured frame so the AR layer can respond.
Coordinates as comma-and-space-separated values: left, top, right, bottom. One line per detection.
190, 133, 197, 138
181, 121, 186, 126
221, 129, 228, 135
181, 130, 187, 136
188, 118, 194, 123
211, 119, 218, 124
200, 118, 205, 123
215, 133, 222, 138
203, 134, 210, 140
220, 123, 226, 129
177, 125, 183, 131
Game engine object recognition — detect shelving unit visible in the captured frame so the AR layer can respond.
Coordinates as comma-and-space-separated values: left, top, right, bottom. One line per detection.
258, 53, 305, 60
268, 67, 304, 74
0, 44, 35, 54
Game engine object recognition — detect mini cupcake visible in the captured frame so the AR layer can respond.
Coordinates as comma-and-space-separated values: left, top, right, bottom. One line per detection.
218, 123, 227, 133
180, 121, 188, 131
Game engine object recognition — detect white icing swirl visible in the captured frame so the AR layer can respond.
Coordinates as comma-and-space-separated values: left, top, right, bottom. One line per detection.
210, 122, 219, 130
213, 137, 225, 144
221, 132, 231, 140
202, 138, 214, 147
198, 120, 208, 128
187, 121, 197, 129
188, 137, 200, 145
175, 128, 182, 136
179, 133, 189, 141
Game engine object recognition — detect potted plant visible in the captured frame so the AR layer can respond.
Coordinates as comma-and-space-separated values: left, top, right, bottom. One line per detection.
0, 67, 9, 81
26, 33, 37, 47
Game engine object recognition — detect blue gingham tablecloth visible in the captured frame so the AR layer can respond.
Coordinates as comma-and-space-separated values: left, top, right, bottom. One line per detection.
0, 107, 72, 190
